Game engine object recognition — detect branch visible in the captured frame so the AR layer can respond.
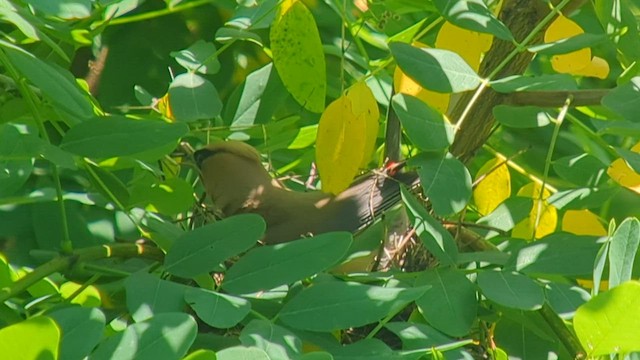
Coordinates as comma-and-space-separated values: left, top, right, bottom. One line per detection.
449, 0, 588, 162
0, 243, 164, 303
504, 89, 609, 107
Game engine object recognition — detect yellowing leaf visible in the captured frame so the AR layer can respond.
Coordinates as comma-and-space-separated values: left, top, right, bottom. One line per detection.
393, 67, 450, 114
473, 158, 511, 215
60, 282, 102, 307
544, 15, 591, 74
0, 317, 60, 359
271, 0, 326, 113
512, 182, 557, 240
562, 209, 607, 236
158, 93, 174, 120
572, 56, 610, 79
345, 81, 380, 167
435, 21, 493, 72
316, 96, 366, 194
608, 142, 640, 194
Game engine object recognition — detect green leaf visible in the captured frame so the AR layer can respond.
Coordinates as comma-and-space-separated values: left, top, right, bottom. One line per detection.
385, 322, 454, 349
216, 346, 270, 360
184, 287, 251, 328
91, 313, 197, 360
279, 281, 429, 331
1, 41, 93, 121
225, 63, 287, 130
0, 316, 60, 359
49, 307, 106, 360
574, 281, 640, 356
222, 232, 352, 294
270, 0, 326, 113
215, 27, 263, 45
239, 320, 302, 359
528, 33, 606, 55
553, 154, 607, 187
601, 76, 640, 122
615, 146, 640, 173
401, 187, 459, 266
27, 0, 92, 19
477, 270, 544, 310
60, 116, 188, 158
493, 105, 553, 128
415, 268, 477, 337
164, 214, 265, 278
170, 40, 220, 74
128, 177, 194, 215
168, 73, 223, 121
0, 124, 33, 197
390, 42, 481, 93
476, 197, 533, 238
490, 74, 578, 92
412, 153, 472, 216
608, 218, 640, 288
391, 94, 454, 151
509, 233, 602, 276
329, 339, 395, 359
124, 272, 188, 322
494, 313, 558, 359
544, 283, 590, 320
433, 0, 512, 40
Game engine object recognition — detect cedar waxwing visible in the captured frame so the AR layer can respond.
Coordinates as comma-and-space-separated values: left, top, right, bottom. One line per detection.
194, 141, 419, 244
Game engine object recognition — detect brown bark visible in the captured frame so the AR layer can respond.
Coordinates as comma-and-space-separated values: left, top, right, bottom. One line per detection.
449, 0, 588, 162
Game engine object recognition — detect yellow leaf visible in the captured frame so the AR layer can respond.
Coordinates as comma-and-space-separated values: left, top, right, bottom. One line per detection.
393, 67, 450, 114
544, 15, 591, 74
512, 182, 557, 240
562, 209, 607, 236
316, 96, 367, 194
435, 21, 493, 72
345, 81, 379, 167
0, 317, 60, 359
572, 56, 610, 79
158, 93, 174, 120
473, 158, 511, 215
608, 142, 640, 194
60, 282, 102, 307
271, 0, 326, 113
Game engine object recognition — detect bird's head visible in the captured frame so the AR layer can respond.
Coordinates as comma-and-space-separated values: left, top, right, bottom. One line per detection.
194, 141, 274, 215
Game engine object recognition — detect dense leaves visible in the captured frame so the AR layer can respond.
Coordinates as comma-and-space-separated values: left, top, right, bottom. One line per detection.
0, 0, 639, 359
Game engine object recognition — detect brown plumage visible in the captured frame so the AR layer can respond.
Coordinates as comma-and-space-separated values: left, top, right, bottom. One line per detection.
194, 141, 419, 244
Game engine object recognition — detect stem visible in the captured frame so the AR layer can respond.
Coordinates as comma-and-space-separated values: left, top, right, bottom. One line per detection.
532, 96, 571, 240
539, 303, 586, 359
108, 0, 215, 26
0, 49, 72, 252
0, 244, 164, 303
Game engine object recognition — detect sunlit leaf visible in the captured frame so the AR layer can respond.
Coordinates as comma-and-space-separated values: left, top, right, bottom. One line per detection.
393, 66, 450, 113
435, 21, 493, 72
511, 183, 557, 240
544, 14, 591, 74
270, 0, 326, 112
574, 281, 640, 356
0, 316, 60, 359
390, 42, 481, 93
473, 158, 511, 215
432, 0, 512, 40
562, 209, 607, 236
607, 142, 640, 194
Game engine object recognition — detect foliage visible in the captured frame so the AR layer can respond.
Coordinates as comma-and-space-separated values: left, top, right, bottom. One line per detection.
1, 0, 640, 359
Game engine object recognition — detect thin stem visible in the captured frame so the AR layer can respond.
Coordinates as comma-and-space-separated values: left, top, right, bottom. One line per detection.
108, 0, 215, 26
455, 79, 489, 133
0, 244, 164, 303
482, 145, 558, 194
0, 49, 72, 252
532, 95, 571, 240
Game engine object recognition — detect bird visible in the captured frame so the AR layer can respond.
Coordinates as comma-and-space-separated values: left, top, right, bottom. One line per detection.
193, 141, 420, 244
